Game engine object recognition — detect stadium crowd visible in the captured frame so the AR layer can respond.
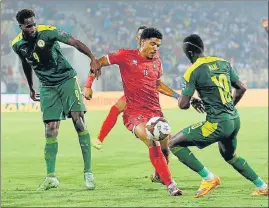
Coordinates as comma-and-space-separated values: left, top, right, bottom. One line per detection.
1, 1, 268, 93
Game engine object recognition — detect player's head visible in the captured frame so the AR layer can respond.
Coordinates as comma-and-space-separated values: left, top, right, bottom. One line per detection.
140, 27, 162, 59
136, 26, 147, 45
183, 34, 204, 63
16, 9, 37, 38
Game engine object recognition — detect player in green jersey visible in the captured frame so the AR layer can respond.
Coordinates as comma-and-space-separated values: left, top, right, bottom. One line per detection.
168, 34, 268, 198
12, 9, 100, 191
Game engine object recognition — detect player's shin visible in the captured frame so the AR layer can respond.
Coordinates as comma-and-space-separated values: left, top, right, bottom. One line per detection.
227, 155, 268, 190
78, 130, 92, 173
149, 145, 173, 186
98, 105, 120, 142
170, 146, 215, 180
44, 137, 58, 176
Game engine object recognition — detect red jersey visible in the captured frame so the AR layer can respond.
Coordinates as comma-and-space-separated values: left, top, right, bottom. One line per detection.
107, 49, 163, 116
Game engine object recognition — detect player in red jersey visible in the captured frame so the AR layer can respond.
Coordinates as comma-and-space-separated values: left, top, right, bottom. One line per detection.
86, 27, 204, 196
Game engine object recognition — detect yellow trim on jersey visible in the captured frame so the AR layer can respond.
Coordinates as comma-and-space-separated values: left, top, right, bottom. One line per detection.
37, 25, 56, 32
11, 32, 23, 46
183, 56, 228, 82
201, 121, 218, 137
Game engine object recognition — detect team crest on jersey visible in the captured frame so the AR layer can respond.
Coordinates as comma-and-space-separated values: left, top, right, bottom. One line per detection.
132, 60, 137, 65
153, 63, 157, 70
37, 40, 45, 48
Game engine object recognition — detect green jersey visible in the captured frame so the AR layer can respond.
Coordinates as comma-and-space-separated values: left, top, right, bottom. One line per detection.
12, 25, 76, 86
182, 56, 240, 122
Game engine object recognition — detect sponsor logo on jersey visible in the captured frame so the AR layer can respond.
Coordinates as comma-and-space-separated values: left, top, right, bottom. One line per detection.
37, 40, 45, 48
132, 60, 137, 65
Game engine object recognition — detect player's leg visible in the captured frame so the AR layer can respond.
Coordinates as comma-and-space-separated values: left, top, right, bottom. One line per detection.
151, 136, 170, 184
37, 86, 64, 191
60, 76, 95, 190
92, 95, 126, 150
70, 111, 95, 190
168, 121, 221, 198
218, 117, 268, 196
134, 122, 182, 196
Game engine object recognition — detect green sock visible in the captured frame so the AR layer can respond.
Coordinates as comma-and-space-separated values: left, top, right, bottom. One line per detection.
171, 146, 204, 173
228, 155, 260, 183
78, 130, 91, 173
44, 137, 58, 176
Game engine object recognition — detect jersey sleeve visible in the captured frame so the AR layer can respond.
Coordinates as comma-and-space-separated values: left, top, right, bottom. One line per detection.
230, 64, 240, 83
107, 49, 126, 65
48, 28, 72, 44
181, 69, 196, 97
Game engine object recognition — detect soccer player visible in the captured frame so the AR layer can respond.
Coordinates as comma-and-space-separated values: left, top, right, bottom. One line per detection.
12, 9, 100, 190
168, 34, 269, 197
262, 18, 268, 33
86, 28, 204, 196
86, 26, 184, 185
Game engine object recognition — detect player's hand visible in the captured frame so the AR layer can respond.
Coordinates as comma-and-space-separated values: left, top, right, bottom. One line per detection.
90, 59, 101, 79
83, 87, 93, 100
190, 98, 205, 113
30, 89, 40, 102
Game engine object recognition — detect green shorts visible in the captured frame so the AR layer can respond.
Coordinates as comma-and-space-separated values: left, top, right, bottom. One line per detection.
182, 117, 240, 149
40, 76, 86, 121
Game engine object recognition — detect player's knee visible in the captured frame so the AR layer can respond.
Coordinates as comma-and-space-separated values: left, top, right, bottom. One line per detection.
114, 100, 126, 112
219, 149, 235, 162
161, 148, 169, 158
71, 112, 87, 133
168, 132, 186, 149
45, 123, 59, 138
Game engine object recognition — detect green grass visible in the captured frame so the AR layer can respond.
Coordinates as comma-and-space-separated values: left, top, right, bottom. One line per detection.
1, 107, 268, 207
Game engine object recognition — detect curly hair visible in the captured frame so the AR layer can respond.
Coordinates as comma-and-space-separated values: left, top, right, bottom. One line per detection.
16, 9, 35, 24
140, 27, 162, 40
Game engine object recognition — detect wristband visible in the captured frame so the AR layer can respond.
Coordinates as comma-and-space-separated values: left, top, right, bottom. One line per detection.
84, 76, 94, 88
172, 92, 180, 100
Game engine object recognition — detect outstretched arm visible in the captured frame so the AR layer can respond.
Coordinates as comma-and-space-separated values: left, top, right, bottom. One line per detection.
157, 80, 180, 100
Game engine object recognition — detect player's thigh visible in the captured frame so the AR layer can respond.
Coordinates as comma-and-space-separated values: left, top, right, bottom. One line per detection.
58, 76, 86, 117
218, 117, 240, 161
40, 86, 65, 121
181, 121, 227, 149
134, 122, 160, 148
114, 95, 126, 112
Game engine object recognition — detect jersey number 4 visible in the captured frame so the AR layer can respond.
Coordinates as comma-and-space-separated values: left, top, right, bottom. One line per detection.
211, 74, 232, 104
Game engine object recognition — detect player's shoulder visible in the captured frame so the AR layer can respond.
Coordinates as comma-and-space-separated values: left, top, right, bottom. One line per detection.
184, 56, 229, 82
11, 32, 23, 48
37, 25, 57, 33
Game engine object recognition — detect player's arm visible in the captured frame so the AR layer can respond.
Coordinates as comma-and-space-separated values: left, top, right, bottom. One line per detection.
14, 50, 40, 101
230, 66, 247, 106
179, 72, 205, 113
157, 80, 180, 100
83, 55, 113, 100
51, 28, 100, 72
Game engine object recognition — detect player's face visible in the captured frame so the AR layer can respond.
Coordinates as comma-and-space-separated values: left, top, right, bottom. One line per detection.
20, 17, 37, 38
183, 43, 194, 63
141, 38, 161, 59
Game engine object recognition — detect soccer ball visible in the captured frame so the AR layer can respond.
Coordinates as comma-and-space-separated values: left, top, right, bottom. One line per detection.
146, 117, 171, 141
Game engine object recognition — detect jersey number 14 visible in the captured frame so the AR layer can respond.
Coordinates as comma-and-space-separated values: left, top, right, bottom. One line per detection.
211, 74, 232, 104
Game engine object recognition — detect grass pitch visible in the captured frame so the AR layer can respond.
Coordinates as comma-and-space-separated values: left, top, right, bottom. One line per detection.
1, 107, 268, 207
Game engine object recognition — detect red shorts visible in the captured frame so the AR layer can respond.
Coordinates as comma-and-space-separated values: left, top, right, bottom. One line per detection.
118, 95, 126, 102
123, 111, 164, 133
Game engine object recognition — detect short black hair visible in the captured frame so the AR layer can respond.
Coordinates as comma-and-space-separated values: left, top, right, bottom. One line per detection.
16, 9, 35, 24
140, 27, 162, 40
183, 34, 204, 53
137, 25, 147, 32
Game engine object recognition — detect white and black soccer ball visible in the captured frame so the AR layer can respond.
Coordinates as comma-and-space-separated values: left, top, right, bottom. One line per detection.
146, 117, 171, 141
